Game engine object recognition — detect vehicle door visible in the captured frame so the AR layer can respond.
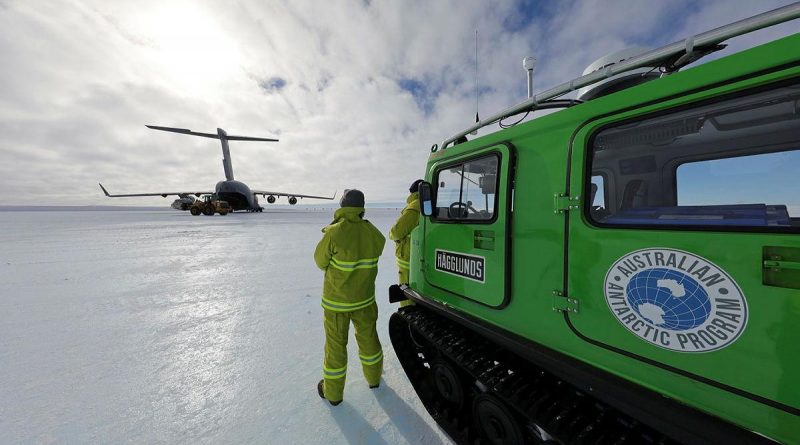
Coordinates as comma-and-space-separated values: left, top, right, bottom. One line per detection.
423, 144, 513, 307
567, 79, 800, 420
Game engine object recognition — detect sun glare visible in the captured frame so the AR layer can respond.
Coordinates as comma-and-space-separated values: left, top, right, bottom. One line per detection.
133, 3, 242, 92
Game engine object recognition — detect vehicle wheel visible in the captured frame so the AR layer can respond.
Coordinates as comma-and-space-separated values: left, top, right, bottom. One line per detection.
190, 207, 201, 216
432, 360, 464, 410
219, 210, 228, 215
202, 206, 214, 216
472, 393, 524, 445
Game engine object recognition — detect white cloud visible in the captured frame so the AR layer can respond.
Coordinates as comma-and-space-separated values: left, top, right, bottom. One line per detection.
0, 0, 797, 205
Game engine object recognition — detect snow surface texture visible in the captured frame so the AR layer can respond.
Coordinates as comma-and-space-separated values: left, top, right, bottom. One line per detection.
0, 209, 453, 445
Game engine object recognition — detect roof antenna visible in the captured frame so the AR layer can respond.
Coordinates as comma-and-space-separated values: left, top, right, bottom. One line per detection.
471, 29, 479, 135
523, 56, 537, 99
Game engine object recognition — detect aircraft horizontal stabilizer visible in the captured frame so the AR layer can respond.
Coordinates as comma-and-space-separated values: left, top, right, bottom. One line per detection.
145, 125, 278, 142
225, 135, 279, 142
145, 125, 219, 139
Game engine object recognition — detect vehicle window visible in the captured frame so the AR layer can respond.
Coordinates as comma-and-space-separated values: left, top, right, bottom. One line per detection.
677, 151, 800, 219
435, 168, 463, 216
434, 154, 499, 222
588, 82, 800, 230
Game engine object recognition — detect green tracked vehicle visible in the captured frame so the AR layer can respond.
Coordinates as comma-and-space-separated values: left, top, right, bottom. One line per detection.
389, 5, 800, 444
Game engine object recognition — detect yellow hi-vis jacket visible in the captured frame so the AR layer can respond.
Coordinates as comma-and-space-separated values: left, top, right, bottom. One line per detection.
389, 192, 420, 271
314, 207, 386, 312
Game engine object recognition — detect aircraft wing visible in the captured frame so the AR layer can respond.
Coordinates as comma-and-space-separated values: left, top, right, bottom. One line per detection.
99, 183, 212, 198
251, 189, 337, 200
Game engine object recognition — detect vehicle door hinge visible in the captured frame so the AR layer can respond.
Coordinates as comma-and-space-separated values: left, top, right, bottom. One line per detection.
552, 290, 579, 314
553, 193, 580, 214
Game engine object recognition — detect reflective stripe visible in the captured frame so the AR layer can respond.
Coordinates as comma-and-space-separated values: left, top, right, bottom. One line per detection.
330, 257, 379, 272
323, 365, 347, 379
321, 295, 375, 312
359, 350, 383, 365
396, 258, 410, 269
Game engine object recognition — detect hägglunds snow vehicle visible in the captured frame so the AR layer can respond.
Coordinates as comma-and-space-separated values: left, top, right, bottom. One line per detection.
389, 4, 800, 444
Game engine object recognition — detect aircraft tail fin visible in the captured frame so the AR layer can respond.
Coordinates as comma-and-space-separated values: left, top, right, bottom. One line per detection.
147, 125, 279, 182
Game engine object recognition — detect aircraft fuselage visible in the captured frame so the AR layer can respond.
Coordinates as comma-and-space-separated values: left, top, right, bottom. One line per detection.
215, 180, 260, 211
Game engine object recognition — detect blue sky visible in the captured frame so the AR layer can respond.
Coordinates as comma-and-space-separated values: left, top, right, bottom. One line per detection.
0, 0, 797, 206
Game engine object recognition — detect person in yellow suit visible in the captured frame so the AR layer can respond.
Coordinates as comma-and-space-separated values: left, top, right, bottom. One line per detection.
314, 189, 386, 406
389, 180, 422, 306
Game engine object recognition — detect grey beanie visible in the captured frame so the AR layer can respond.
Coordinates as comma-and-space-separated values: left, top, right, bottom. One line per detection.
340, 189, 365, 208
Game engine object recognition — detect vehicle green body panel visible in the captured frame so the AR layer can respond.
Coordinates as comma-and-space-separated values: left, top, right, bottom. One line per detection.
409, 32, 800, 443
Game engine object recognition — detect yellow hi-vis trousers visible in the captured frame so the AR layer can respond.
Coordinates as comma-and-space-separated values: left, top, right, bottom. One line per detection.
322, 302, 383, 402
397, 257, 410, 284
397, 259, 414, 308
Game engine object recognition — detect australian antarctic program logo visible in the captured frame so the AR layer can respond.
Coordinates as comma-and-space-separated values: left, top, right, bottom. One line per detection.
604, 248, 747, 353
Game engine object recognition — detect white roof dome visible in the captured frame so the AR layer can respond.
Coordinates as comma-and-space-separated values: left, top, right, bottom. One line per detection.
576, 47, 661, 101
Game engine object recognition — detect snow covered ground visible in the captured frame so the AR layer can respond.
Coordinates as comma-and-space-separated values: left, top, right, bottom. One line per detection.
0, 209, 453, 445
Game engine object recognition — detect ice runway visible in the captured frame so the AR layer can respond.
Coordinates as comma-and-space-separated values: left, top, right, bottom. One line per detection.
0, 209, 452, 444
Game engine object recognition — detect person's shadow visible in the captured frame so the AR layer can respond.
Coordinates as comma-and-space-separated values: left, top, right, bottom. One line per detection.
330, 402, 389, 445
373, 384, 448, 445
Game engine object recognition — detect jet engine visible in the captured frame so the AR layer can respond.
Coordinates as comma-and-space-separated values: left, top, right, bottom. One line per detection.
267, 195, 276, 204
288, 196, 298, 205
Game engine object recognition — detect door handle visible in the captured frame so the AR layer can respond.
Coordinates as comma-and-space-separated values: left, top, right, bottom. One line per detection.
763, 259, 800, 271
473, 230, 495, 250
763, 246, 800, 289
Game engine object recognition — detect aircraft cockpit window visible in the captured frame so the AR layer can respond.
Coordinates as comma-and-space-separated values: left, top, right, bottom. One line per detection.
433, 154, 499, 222
588, 81, 800, 231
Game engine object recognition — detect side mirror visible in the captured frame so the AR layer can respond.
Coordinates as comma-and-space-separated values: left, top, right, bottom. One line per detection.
419, 181, 433, 216
479, 174, 496, 195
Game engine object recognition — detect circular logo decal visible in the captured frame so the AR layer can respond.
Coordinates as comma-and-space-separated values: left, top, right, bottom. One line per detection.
604, 248, 747, 353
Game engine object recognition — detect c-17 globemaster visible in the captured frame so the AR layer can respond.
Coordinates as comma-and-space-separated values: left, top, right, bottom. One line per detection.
100, 125, 334, 212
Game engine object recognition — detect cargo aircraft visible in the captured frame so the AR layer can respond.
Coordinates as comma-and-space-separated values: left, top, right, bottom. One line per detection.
100, 125, 334, 212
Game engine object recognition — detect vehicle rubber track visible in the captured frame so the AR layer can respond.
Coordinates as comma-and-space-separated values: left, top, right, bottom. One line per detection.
390, 306, 677, 445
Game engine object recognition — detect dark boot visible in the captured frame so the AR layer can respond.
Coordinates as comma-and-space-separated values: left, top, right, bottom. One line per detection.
317, 380, 341, 406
